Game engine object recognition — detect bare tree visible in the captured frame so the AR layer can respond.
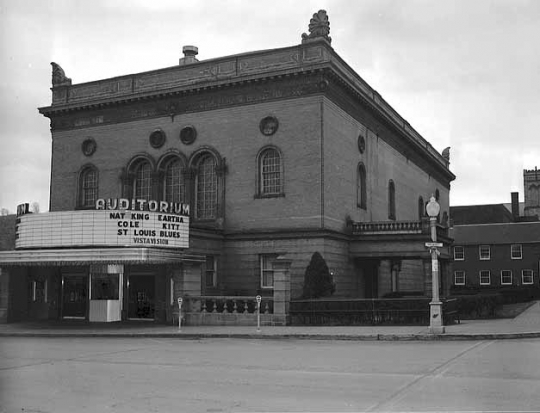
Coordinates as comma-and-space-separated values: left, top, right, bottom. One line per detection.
30, 202, 40, 213
1, 208, 9, 216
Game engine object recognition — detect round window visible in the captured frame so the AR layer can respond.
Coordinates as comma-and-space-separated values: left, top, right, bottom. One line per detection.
259, 116, 279, 136
149, 130, 166, 148
81, 138, 96, 156
358, 134, 366, 154
180, 126, 197, 145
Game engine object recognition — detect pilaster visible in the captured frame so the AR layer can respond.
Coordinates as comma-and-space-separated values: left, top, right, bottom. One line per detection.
272, 256, 292, 325
378, 260, 392, 298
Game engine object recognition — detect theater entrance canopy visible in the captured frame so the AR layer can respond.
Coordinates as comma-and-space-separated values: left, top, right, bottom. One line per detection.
0, 247, 201, 267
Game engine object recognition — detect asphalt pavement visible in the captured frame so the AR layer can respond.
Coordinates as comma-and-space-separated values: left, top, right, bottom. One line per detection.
1, 300, 539, 341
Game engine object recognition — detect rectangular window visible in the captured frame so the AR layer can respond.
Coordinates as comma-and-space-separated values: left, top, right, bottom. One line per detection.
453, 246, 464, 261
479, 245, 491, 260
205, 256, 217, 288
511, 244, 522, 259
479, 270, 491, 285
501, 270, 513, 285
454, 271, 465, 286
522, 269, 534, 285
260, 254, 276, 289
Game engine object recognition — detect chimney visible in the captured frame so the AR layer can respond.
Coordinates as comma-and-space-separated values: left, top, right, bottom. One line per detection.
179, 45, 198, 66
511, 192, 519, 219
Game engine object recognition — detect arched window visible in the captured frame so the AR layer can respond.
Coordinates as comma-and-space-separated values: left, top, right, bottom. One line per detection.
357, 163, 367, 209
163, 158, 185, 203
133, 161, 152, 200
442, 211, 449, 227
195, 154, 217, 220
388, 180, 396, 220
418, 196, 424, 220
258, 147, 282, 196
79, 166, 98, 208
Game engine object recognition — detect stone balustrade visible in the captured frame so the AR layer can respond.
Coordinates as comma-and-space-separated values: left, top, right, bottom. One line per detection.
185, 295, 273, 315
352, 219, 448, 239
181, 295, 284, 326
352, 220, 424, 235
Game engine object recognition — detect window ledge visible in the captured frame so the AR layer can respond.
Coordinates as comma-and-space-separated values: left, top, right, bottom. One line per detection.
254, 193, 285, 199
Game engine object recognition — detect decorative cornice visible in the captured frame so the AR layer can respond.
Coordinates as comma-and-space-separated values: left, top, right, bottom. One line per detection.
45, 72, 326, 131
39, 43, 332, 114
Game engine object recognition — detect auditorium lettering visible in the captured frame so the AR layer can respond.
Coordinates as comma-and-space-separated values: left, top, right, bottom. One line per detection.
95, 198, 190, 216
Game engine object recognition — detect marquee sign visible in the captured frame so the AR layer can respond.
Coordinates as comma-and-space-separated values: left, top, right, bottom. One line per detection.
15, 206, 190, 250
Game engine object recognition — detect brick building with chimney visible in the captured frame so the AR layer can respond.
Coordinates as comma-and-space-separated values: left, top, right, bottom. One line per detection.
450, 169, 540, 292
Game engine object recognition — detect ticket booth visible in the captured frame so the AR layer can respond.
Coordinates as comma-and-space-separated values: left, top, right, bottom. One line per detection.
89, 264, 123, 322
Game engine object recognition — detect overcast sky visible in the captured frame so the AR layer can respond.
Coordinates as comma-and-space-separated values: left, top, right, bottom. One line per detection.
1, 0, 539, 213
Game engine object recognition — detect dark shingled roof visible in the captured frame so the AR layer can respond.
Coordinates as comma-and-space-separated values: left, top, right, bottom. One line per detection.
450, 204, 514, 225
450, 221, 540, 245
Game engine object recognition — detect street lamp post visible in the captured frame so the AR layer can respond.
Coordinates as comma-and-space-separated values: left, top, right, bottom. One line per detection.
426, 196, 445, 334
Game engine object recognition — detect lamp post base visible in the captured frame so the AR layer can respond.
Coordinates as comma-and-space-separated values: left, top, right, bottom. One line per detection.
429, 301, 445, 334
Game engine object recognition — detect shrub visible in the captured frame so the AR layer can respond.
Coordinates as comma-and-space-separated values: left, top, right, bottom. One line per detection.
302, 252, 335, 299
453, 294, 502, 319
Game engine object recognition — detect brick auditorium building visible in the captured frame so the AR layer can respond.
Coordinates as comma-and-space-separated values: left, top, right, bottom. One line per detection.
0, 11, 455, 324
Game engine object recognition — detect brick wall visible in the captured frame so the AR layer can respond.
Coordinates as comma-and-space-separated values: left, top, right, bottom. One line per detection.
0, 215, 16, 251
322, 99, 450, 232
398, 259, 425, 292
221, 235, 355, 299
50, 97, 325, 231
452, 243, 540, 287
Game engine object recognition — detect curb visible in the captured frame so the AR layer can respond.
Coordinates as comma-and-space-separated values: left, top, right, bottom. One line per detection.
1, 331, 540, 340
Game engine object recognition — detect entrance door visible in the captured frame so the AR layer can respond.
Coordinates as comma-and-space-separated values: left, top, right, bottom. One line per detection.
128, 275, 155, 319
62, 275, 88, 318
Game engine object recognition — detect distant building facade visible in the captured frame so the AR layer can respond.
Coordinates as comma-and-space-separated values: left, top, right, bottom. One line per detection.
524, 167, 540, 219
0, 11, 455, 323
450, 222, 540, 290
450, 176, 540, 292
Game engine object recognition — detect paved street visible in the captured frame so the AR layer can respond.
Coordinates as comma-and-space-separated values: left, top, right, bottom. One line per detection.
1, 337, 539, 412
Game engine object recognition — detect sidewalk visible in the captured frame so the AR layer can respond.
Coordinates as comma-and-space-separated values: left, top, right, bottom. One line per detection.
1, 301, 539, 341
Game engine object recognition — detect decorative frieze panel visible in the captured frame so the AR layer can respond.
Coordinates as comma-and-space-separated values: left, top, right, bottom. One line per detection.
49, 73, 326, 131
67, 78, 133, 104
238, 50, 301, 74
48, 44, 331, 108
302, 45, 328, 62
134, 61, 237, 92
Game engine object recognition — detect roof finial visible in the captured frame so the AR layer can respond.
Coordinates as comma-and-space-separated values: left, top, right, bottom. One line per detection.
302, 10, 331, 44
51, 62, 72, 86
442, 147, 450, 162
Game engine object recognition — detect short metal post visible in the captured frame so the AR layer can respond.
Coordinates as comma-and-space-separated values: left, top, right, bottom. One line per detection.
256, 295, 262, 333
177, 297, 183, 331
